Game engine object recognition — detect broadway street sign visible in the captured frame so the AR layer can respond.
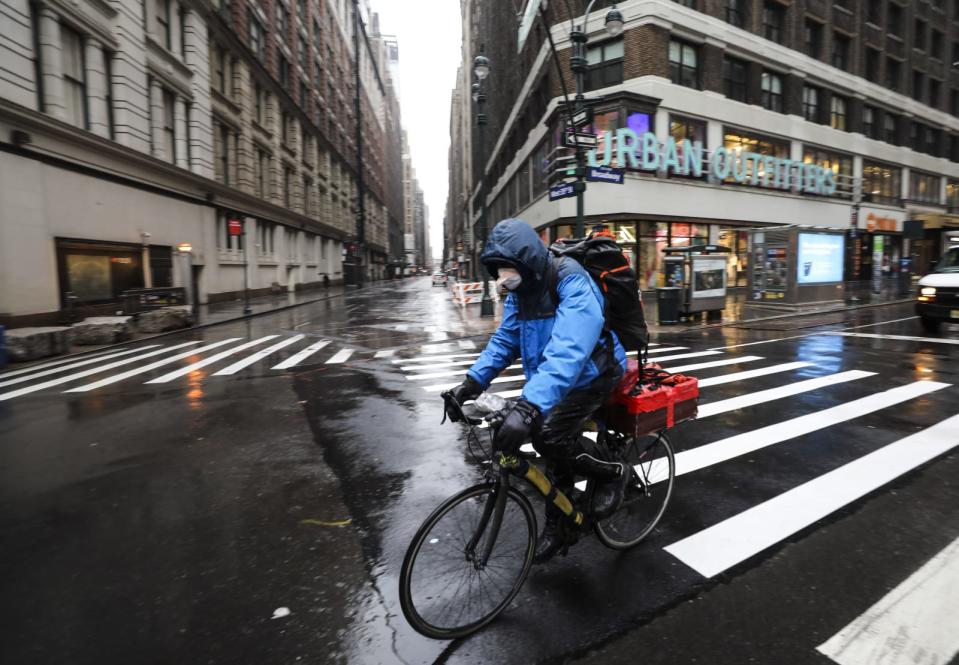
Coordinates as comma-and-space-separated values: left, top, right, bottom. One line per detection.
587, 166, 625, 184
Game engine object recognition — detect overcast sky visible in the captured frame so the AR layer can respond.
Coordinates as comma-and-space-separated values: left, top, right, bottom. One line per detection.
371, 0, 461, 261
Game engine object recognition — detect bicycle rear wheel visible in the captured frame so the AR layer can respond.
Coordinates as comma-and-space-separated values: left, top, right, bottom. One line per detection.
594, 432, 675, 550
399, 483, 536, 639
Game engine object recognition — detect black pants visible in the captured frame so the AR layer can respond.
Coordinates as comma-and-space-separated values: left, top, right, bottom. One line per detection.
530, 367, 622, 480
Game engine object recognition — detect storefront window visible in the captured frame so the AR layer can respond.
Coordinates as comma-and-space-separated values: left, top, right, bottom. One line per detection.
614, 222, 637, 244
718, 228, 750, 287
862, 161, 902, 205
670, 114, 707, 146
947, 179, 959, 210
57, 239, 145, 304
723, 129, 788, 186
639, 236, 667, 289
802, 146, 853, 198
909, 170, 941, 204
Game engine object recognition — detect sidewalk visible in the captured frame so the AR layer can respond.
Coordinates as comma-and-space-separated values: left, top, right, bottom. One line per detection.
193, 284, 351, 326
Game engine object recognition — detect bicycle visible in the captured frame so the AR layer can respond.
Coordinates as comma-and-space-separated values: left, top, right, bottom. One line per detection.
398, 393, 677, 640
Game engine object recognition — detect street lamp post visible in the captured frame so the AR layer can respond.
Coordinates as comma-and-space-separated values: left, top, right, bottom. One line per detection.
242, 222, 252, 314
540, 2, 624, 238
473, 54, 494, 317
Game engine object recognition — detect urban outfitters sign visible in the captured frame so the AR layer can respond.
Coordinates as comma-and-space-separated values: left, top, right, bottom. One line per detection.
587, 129, 838, 197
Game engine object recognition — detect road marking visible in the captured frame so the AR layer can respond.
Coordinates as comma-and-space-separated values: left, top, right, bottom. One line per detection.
824, 332, 959, 346
428, 331, 450, 341
0, 346, 161, 388
659, 381, 950, 482
457, 340, 476, 349
650, 350, 723, 363
212, 335, 305, 375
664, 413, 959, 579
844, 315, 918, 330
816, 532, 959, 665
326, 348, 354, 364
374, 349, 396, 358
145, 337, 278, 383
0, 348, 119, 379
0, 342, 205, 401
400, 359, 480, 371
392, 352, 481, 364
709, 317, 920, 351
644, 346, 689, 355
697, 361, 813, 387
271, 340, 331, 369
697, 370, 876, 419
665, 356, 764, 373
394, 324, 409, 331
422, 372, 526, 393
406, 363, 523, 381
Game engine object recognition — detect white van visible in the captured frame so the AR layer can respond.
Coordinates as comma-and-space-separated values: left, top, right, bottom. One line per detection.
916, 245, 959, 332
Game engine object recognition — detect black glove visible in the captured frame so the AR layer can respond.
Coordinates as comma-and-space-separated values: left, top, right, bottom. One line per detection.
443, 375, 483, 422
493, 399, 543, 453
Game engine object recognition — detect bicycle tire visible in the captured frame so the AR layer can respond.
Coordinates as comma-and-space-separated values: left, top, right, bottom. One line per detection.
593, 432, 676, 550
399, 483, 536, 639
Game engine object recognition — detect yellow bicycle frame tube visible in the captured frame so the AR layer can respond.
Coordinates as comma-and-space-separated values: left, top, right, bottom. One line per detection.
499, 453, 584, 526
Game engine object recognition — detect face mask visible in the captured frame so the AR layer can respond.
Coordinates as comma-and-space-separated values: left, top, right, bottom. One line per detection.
495, 268, 522, 291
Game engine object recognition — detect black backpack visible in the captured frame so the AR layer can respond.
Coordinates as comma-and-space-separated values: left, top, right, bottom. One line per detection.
549, 232, 649, 355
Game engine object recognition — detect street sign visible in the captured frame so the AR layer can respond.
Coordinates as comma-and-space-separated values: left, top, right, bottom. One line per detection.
549, 183, 576, 201
565, 132, 598, 149
587, 166, 625, 184
228, 218, 243, 236
570, 108, 593, 128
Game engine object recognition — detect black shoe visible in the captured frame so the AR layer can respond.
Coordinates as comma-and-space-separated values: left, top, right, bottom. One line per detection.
591, 462, 630, 520
533, 515, 579, 564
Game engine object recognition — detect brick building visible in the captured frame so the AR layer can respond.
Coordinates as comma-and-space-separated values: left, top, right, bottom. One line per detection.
0, 0, 405, 325
448, 0, 959, 290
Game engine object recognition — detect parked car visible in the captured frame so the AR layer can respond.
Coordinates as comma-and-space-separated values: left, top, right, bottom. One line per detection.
916, 245, 959, 332
431, 271, 448, 287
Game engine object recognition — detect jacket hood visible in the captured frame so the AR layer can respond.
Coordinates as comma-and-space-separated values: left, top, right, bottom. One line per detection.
481, 219, 550, 282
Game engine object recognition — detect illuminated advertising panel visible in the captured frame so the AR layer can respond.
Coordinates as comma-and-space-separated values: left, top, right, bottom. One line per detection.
797, 233, 844, 284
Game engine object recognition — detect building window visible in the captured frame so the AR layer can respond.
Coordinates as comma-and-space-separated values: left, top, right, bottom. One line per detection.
923, 125, 941, 156
257, 221, 275, 256
156, 0, 172, 49
832, 33, 850, 70
802, 85, 820, 122
802, 146, 853, 197
830, 95, 847, 130
863, 105, 877, 139
865, 48, 880, 82
280, 111, 290, 143
723, 56, 747, 102
930, 79, 941, 108
255, 147, 269, 197
299, 79, 307, 108
585, 39, 624, 92
297, 0, 306, 20
952, 89, 959, 116
283, 166, 292, 207
162, 89, 176, 162
723, 129, 789, 185
254, 82, 264, 124
805, 20, 822, 58
724, 0, 745, 27
668, 40, 699, 89
60, 23, 87, 129
314, 58, 323, 88
866, 0, 882, 24
888, 3, 902, 35
249, 12, 265, 60
303, 176, 313, 215
760, 71, 783, 112
931, 30, 944, 60
914, 19, 926, 51
913, 70, 924, 101
948, 179, 959, 208
214, 44, 230, 95
278, 54, 291, 90
217, 123, 230, 184
762, 2, 784, 44
910, 171, 941, 204
669, 114, 707, 146
884, 113, 897, 143
298, 35, 308, 68
276, 3, 289, 37
886, 58, 900, 91
862, 161, 901, 205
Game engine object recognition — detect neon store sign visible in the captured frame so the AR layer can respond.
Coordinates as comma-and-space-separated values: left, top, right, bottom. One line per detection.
587, 129, 838, 196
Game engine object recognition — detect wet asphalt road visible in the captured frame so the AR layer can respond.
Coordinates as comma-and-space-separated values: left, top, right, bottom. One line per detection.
1, 278, 958, 665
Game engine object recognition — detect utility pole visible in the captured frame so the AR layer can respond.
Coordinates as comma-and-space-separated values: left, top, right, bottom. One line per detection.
352, 0, 365, 285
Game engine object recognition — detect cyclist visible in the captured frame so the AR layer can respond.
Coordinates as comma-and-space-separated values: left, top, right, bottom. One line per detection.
445, 218, 629, 562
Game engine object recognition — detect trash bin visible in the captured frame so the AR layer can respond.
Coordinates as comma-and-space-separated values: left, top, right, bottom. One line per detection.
656, 287, 682, 325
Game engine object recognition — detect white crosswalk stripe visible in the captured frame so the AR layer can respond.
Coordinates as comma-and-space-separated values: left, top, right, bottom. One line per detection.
696, 361, 812, 387
650, 350, 723, 363
823, 332, 959, 346
271, 340, 330, 369
665, 413, 959, 578
405, 363, 522, 381
392, 352, 481, 364
0, 348, 121, 380
0, 346, 160, 388
0, 342, 205, 401
326, 348, 354, 364
374, 349, 396, 359
665, 356, 764, 373
145, 337, 279, 384
212, 335, 305, 375
457, 340, 476, 349
696, 370, 876, 419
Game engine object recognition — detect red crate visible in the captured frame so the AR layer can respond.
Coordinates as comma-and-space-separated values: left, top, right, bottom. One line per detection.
604, 360, 699, 437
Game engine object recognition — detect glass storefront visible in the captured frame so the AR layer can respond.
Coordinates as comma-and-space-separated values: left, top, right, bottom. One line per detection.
56, 238, 146, 305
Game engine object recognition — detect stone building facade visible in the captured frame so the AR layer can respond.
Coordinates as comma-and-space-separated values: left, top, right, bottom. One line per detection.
0, 0, 405, 325
448, 0, 959, 289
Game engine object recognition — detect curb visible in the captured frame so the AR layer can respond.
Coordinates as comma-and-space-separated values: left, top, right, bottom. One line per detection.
648, 297, 915, 334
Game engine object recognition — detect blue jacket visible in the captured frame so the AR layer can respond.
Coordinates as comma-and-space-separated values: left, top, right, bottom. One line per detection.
466, 219, 627, 415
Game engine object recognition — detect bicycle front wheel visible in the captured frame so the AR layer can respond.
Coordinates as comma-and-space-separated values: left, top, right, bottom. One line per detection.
399, 483, 536, 639
594, 432, 675, 550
